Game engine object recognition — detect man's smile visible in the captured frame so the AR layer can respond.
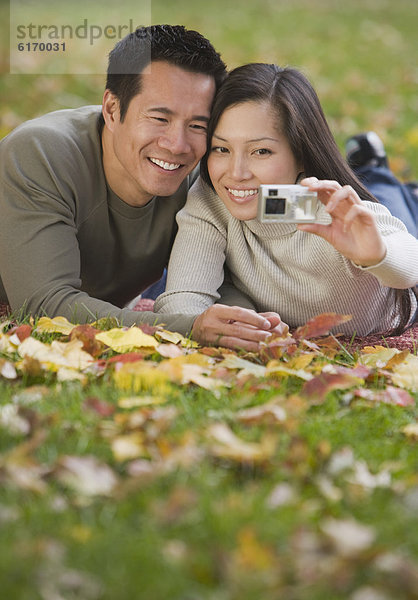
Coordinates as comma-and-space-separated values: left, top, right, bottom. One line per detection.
149, 157, 183, 171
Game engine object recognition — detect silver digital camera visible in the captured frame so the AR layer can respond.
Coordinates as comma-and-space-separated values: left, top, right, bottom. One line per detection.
257, 184, 319, 223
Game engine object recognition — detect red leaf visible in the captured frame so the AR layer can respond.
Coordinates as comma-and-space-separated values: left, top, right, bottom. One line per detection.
101, 352, 146, 367
294, 313, 352, 340
83, 396, 116, 417
354, 386, 414, 407
302, 372, 364, 402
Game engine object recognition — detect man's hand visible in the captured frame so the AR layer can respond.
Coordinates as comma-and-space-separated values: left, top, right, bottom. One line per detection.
191, 304, 288, 351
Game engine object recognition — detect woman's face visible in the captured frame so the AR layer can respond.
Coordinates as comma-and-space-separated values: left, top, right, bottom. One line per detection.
207, 100, 302, 220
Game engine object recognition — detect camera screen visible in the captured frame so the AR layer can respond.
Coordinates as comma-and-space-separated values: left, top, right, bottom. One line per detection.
265, 197, 286, 215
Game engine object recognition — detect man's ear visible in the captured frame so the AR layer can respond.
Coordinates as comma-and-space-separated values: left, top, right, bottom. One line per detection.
102, 90, 120, 132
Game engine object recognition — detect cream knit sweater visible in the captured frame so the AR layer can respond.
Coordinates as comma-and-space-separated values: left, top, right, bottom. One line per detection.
155, 178, 418, 336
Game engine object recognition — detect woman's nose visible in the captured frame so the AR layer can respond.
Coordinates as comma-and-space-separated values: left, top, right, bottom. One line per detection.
230, 155, 252, 180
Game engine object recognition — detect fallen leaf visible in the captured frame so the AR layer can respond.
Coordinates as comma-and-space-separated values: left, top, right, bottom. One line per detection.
7, 324, 32, 343
111, 432, 146, 461
359, 347, 400, 368
354, 386, 414, 407
118, 396, 167, 408
156, 343, 185, 358
95, 327, 158, 352
206, 422, 276, 464
217, 354, 267, 378
302, 371, 364, 402
0, 359, 18, 379
56, 455, 118, 496
391, 354, 418, 391
236, 400, 286, 425
35, 316, 76, 335
83, 396, 116, 417
69, 325, 104, 357
155, 329, 198, 347
293, 313, 352, 340
113, 362, 172, 395
402, 423, 418, 440
18, 337, 94, 371
321, 517, 376, 557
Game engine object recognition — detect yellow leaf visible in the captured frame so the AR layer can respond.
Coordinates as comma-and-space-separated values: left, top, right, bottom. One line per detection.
217, 355, 266, 377
359, 347, 400, 368
35, 316, 76, 335
233, 527, 276, 571
402, 423, 418, 440
111, 432, 146, 461
266, 361, 313, 381
155, 329, 198, 347
118, 395, 167, 408
406, 125, 418, 147
392, 354, 418, 391
113, 362, 171, 394
96, 327, 158, 352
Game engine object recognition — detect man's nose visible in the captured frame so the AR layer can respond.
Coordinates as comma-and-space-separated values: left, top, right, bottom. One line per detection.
158, 124, 192, 155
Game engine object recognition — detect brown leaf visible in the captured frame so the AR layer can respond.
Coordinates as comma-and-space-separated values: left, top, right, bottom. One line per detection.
302, 372, 364, 402
293, 313, 352, 340
7, 324, 32, 342
69, 324, 104, 358
83, 396, 116, 417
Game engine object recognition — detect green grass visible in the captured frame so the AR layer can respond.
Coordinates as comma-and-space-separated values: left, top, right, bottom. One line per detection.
0, 316, 417, 599
1, 0, 418, 177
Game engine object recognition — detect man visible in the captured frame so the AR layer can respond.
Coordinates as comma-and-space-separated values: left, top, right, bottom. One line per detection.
0, 25, 279, 350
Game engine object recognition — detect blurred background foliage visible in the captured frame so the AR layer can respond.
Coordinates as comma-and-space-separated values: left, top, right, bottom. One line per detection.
1, 0, 417, 178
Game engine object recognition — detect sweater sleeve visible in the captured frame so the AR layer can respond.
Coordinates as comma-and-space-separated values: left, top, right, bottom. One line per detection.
352, 203, 418, 288
154, 178, 228, 315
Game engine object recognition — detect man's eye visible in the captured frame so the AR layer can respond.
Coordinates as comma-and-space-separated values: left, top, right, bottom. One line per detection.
152, 117, 168, 123
190, 123, 207, 131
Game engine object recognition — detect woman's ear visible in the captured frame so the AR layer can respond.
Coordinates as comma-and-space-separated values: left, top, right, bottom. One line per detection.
101, 90, 120, 132
295, 171, 306, 183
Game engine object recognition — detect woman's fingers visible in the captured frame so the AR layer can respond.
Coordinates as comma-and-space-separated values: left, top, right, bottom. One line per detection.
191, 304, 276, 350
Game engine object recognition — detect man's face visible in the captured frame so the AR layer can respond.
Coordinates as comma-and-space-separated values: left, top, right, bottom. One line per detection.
102, 61, 216, 206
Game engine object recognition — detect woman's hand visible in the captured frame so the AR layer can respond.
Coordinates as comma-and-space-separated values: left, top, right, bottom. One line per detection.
191, 304, 288, 351
297, 177, 387, 267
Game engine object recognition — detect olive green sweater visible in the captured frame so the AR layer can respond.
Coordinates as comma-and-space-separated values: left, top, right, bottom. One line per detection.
0, 106, 197, 332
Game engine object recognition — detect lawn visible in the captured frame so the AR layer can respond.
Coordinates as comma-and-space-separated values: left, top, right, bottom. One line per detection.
1, 1, 418, 598
0, 314, 417, 599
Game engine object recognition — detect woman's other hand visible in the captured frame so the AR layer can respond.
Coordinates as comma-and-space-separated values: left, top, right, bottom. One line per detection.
191, 304, 288, 351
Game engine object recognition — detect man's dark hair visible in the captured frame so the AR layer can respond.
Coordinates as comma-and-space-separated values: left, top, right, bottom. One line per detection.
105, 24, 227, 121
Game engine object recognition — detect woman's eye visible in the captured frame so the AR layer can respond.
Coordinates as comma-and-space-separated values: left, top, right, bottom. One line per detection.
211, 146, 229, 153
254, 148, 272, 156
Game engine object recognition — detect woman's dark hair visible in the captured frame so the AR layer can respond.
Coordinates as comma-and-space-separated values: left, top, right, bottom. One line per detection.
201, 63, 413, 334
105, 24, 227, 121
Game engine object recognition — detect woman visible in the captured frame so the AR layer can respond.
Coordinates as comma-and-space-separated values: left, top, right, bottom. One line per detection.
154, 64, 418, 344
